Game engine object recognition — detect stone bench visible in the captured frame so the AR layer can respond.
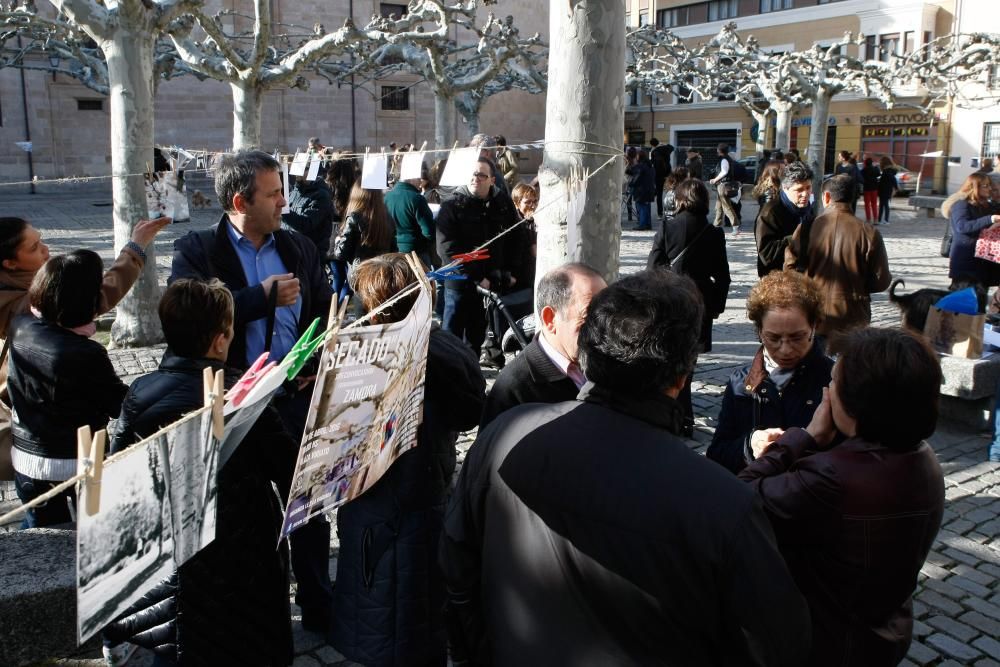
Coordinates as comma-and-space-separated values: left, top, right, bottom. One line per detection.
937, 353, 1000, 432
908, 194, 948, 218
0, 527, 96, 666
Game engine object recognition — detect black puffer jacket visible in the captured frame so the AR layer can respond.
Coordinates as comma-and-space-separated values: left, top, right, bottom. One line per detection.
105, 353, 295, 666
330, 327, 485, 666
8, 315, 127, 462
435, 186, 514, 288
330, 211, 398, 266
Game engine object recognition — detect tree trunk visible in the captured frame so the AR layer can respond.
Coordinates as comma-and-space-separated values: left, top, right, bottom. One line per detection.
105, 31, 163, 347
231, 81, 264, 150
750, 109, 768, 155
773, 102, 794, 151
806, 88, 833, 213
434, 93, 454, 148
534, 0, 625, 289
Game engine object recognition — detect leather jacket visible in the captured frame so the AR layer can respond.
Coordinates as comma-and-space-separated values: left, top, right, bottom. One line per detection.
8, 314, 126, 465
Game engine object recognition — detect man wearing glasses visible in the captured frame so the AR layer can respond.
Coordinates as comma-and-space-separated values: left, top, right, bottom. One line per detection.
435, 157, 517, 358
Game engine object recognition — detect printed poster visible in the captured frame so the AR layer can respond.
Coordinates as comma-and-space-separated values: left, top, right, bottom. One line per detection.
77, 408, 219, 643
280, 284, 432, 537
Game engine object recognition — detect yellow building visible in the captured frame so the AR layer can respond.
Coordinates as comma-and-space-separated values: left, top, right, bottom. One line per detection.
623, 0, 960, 190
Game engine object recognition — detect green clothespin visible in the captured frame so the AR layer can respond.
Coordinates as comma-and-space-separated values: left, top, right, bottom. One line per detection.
285, 317, 327, 380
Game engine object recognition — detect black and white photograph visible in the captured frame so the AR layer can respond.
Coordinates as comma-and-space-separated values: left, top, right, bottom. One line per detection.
77, 407, 220, 643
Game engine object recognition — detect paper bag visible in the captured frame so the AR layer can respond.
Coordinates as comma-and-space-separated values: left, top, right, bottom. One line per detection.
923, 307, 985, 358
975, 225, 1000, 264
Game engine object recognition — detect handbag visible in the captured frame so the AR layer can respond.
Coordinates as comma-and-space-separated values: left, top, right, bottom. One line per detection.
940, 224, 953, 258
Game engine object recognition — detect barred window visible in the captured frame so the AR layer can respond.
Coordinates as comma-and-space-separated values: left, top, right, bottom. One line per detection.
381, 86, 409, 111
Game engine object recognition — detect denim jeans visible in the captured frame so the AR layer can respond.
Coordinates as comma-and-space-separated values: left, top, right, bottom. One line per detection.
635, 201, 652, 230
443, 284, 487, 357
878, 194, 892, 222
14, 471, 75, 528
991, 380, 1000, 462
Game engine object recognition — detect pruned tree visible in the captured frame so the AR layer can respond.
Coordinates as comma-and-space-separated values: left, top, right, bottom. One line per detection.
625, 25, 718, 103
331, 1, 547, 148
894, 31, 1000, 108
1, 0, 207, 346
534, 0, 624, 287
454, 58, 546, 135
164, 1, 376, 149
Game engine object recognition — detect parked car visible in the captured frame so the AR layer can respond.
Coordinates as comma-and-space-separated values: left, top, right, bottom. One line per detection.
735, 155, 758, 183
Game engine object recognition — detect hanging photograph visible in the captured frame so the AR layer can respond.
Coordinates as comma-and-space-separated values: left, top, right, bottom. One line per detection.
280, 284, 432, 538
77, 407, 220, 643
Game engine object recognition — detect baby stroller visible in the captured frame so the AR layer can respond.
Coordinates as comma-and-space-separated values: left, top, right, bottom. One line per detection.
477, 286, 533, 368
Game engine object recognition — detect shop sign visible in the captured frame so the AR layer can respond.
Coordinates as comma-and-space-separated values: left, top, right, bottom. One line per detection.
862, 126, 930, 138
860, 112, 930, 125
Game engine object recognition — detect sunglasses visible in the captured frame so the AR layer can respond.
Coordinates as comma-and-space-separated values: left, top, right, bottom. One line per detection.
472, 172, 492, 180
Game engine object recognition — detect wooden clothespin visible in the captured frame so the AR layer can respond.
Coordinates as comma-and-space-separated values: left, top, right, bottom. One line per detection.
405, 251, 433, 294
452, 141, 460, 151
202, 367, 225, 440
76, 425, 106, 517
417, 141, 428, 153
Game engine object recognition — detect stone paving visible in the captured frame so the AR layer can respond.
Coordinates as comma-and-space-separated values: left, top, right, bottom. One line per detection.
1, 180, 998, 666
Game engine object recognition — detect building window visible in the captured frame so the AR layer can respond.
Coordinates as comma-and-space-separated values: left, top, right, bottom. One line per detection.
656, 7, 689, 28
380, 86, 409, 111
625, 13, 631, 26
707, 0, 738, 22
760, 0, 792, 13
903, 31, 915, 54
639, 12, 650, 26
77, 99, 103, 111
983, 123, 1000, 161
879, 33, 900, 61
628, 88, 640, 107
865, 35, 878, 61
379, 3, 407, 18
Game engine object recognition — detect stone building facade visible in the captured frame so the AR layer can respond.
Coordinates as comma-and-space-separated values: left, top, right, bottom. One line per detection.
0, 0, 550, 184
622, 0, 995, 193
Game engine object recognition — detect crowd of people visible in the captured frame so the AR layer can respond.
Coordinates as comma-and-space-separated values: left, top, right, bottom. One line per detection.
3, 132, 993, 666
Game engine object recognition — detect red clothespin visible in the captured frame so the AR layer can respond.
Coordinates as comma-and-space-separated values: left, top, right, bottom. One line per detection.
225, 352, 276, 408
453, 248, 490, 264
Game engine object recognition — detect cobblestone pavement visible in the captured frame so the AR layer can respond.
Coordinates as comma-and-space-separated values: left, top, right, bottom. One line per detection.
2, 182, 998, 666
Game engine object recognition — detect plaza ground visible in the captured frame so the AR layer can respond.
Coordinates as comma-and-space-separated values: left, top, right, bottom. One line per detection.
1, 179, 998, 666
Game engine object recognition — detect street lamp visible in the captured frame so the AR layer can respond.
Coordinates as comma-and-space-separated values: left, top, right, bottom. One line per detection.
48, 54, 60, 81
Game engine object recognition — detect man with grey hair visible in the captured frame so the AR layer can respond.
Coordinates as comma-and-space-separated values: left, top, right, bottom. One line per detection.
755, 160, 815, 277
170, 149, 335, 633
479, 262, 607, 428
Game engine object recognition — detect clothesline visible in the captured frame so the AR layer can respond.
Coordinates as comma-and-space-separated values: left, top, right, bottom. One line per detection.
0, 139, 624, 189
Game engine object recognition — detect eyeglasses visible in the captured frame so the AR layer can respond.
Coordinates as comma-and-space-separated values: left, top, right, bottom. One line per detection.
471, 172, 492, 180
761, 330, 813, 347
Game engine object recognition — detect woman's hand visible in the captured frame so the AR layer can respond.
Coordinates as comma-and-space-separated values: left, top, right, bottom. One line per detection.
805, 387, 837, 448
130, 216, 171, 248
750, 428, 784, 459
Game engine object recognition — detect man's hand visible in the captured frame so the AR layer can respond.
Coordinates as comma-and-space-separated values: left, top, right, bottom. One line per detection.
130, 216, 171, 248
261, 273, 300, 306
805, 387, 837, 448
750, 428, 784, 459
478, 278, 491, 290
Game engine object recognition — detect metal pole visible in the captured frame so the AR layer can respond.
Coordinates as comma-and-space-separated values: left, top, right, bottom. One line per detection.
16, 35, 36, 194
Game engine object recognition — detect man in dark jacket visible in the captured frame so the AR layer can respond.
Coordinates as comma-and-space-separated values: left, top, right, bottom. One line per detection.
625, 147, 656, 230
441, 270, 810, 666
756, 160, 814, 277
649, 138, 674, 218
282, 176, 335, 260
104, 279, 294, 665
170, 150, 335, 633
435, 156, 515, 358
480, 262, 606, 428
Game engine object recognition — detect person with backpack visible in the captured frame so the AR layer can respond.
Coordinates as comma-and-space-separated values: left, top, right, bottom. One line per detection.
708, 143, 741, 229
625, 147, 656, 231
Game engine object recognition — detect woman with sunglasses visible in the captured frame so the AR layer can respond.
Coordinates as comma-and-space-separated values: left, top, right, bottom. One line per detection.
707, 270, 833, 474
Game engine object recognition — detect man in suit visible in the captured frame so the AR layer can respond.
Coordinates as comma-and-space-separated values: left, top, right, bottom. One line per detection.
170, 150, 335, 634
480, 262, 606, 428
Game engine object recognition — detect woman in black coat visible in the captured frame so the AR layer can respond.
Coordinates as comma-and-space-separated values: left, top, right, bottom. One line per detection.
707, 271, 833, 474
330, 254, 486, 666
647, 178, 730, 435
